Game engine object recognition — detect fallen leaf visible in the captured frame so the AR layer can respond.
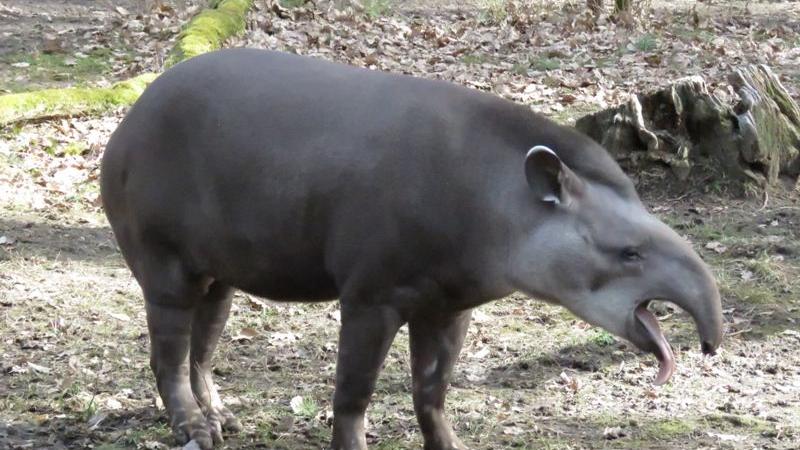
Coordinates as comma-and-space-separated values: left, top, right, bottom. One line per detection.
246, 295, 270, 311
705, 241, 727, 254
231, 327, 259, 341
27, 362, 51, 374
290, 395, 305, 414
87, 411, 108, 430
109, 312, 130, 322
603, 426, 626, 439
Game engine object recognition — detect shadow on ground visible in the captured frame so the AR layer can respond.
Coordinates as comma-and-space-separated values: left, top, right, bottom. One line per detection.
0, 218, 119, 266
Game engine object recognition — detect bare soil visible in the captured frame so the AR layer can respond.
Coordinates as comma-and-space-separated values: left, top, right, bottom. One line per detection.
1, 1, 799, 449
0, 0, 201, 92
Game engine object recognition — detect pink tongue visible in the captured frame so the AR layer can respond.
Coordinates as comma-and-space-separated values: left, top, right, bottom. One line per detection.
635, 306, 675, 385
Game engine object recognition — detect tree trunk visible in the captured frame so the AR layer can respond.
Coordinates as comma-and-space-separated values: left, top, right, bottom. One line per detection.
575, 65, 800, 185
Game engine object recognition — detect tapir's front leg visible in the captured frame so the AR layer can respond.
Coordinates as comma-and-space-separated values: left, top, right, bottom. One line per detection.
329, 303, 404, 450
409, 309, 472, 450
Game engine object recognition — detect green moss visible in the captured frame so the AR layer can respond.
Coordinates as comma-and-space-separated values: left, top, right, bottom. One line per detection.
646, 418, 696, 436
0, 0, 255, 126
0, 73, 158, 126
166, 0, 254, 67
62, 141, 89, 156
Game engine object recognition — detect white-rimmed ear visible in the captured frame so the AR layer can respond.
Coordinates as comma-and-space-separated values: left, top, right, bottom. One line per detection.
525, 145, 566, 205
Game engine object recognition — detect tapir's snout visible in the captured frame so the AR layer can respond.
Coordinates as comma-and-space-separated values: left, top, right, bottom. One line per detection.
625, 236, 724, 385
698, 289, 724, 356
674, 253, 724, 355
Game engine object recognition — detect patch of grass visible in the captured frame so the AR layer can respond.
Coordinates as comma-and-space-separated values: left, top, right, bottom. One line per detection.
4, 48, 115, 84
362, 0, 392, 19
279, 0, 308, 7
705, 413, 775, 433
720, 279, 779, 305
745, 252, 787, 285
64, 141, 89, 156
675, 27, 715, 44
118, 423, 172, 447
478, 0, 508, 23
549, 103, 601, 125
589, 329, 616, 347
292, 396, 319, 419
79, 395, 98, 422
634, 33, 659, 52
461, 53, 489, 66
511, 62, 529, 75
375, 439, 410, 450
594, 56, 615, 69
93, 444, 127, 450
530, 56, 561, 71
644, 418, 695, 436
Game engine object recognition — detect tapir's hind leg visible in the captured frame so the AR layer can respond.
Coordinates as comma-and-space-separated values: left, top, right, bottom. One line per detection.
190, 282, 242, 442
138, 252, 221, 450
409, 309, 472, 450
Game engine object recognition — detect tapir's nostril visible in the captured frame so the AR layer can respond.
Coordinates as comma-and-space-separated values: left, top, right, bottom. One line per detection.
701, 340, 717, 355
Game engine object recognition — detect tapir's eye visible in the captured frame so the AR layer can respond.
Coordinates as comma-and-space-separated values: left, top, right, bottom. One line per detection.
621, 247, 642, 261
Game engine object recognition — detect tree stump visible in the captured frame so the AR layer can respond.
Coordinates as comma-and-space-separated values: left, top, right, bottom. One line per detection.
575, 65, 800, 185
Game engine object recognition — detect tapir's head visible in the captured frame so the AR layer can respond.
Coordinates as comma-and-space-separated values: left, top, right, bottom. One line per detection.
509, 145, 723, 385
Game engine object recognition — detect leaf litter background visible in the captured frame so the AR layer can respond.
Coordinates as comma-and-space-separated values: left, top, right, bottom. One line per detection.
1, 0, 799, 449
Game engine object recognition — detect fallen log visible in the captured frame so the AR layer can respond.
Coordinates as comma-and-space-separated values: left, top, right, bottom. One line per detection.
0, 0, 255, 127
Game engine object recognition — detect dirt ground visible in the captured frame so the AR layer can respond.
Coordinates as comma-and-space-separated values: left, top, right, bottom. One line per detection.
0, 0, 201, 92
1, 0, 800, 449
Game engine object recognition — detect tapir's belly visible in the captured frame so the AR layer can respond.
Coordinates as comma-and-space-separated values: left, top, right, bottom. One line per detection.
218, 242, 339, 301
176, 202, 342, 302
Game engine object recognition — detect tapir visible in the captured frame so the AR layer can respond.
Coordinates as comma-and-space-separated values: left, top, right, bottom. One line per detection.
101, 48, 723, 450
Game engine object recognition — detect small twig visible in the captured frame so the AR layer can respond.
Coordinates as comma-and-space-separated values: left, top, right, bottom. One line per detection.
727, 328, 752, 337
666, 192, 691, 203
758, 189, 769, 211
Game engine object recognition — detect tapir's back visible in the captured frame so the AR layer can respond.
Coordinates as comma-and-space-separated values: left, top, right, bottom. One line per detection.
101, 49, 531, 298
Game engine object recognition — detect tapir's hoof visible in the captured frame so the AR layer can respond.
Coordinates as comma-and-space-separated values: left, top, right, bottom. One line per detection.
203, 404, 242, 436
218, 405, 243, 432
172, 417, 215, 449
182, 440, 204, 450
423, 433, 468, 450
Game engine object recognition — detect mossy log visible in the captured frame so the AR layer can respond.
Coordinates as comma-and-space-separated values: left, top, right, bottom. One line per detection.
575, 65, 800, 185
166, 0, 253, 67
0, 73, 158, 126
0, 0, 254, 127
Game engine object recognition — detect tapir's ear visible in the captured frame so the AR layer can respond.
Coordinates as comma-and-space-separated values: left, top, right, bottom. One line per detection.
524, 145, 570, 205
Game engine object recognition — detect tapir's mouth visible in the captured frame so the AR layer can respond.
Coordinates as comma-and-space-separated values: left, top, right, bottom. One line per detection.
634, 301, 675, 385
